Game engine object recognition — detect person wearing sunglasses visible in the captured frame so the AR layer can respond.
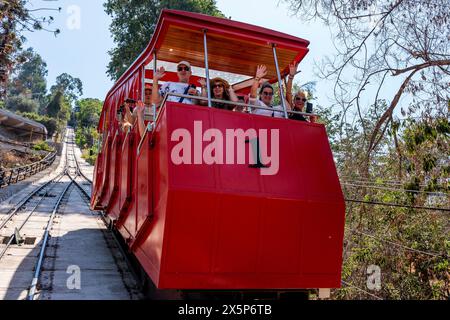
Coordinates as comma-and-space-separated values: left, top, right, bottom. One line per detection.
248, 65, 291, 118
286, 61, 308, 122
198, 77, 239, 110
152, 61, 200, 107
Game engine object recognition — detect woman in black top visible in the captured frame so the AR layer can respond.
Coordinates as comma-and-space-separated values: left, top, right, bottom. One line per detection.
286, 61, 308, 122
199, 77, 239, 111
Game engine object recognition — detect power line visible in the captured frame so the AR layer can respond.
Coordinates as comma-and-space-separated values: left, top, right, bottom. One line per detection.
342, 182, 449, 196
348, 229, 446, 258
340, 280, 383, 300
340, 177, 430, 188
345, 198, 450, 212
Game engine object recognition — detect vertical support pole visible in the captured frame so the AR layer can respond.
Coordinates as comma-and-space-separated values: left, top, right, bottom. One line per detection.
152, 52, 158, 119
272, 44, 288, 118
203, 29, 212, 108
141, 65, 145, 102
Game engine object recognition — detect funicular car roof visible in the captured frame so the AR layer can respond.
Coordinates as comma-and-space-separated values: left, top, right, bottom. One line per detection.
99, 9, 310, 131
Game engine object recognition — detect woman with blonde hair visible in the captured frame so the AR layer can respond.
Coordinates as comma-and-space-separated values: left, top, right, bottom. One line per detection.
286, 61, 309, 122
199, 77, 239, 110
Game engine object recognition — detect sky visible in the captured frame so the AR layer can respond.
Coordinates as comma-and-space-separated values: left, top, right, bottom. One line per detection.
22, 0, 403, 113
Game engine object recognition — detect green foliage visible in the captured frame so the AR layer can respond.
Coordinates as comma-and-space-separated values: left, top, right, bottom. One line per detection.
104, 0, 224, 80
5, 95, 39, 113
8, 47, 48, 103
73, 98, 102, 165
75, 98, 103, 128
334, 110, 450, 300
44, 90, 71, 122
18, 112, 58, 137
0, 1, 60, 98
50, 73, 83, 104
32, 140, 53, 152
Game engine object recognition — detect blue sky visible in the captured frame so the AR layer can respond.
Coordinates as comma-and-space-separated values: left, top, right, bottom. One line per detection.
22, 0, 402, 113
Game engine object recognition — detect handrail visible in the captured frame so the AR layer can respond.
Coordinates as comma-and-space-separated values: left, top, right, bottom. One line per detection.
0, 151, 57, 188
157, 92, 320, 119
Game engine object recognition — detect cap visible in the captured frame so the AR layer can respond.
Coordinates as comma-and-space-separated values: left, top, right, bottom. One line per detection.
177, 61, 191, 69
144, 83, 152, 89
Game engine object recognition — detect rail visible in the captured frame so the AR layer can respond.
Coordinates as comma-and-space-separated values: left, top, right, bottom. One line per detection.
0, 150, 57, 188
157, 92, 320, 120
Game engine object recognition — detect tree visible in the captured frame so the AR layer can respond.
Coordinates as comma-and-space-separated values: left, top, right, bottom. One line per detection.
104, 0, 224, 80
5, 95, 39, 113
45, 90, 70, 122
285, 0, 450, 175
8, 47, 48, 103
0, 1, 60, 98
50, 73, 83, 104
331, 102, 449, 300
75, 98, 103, 128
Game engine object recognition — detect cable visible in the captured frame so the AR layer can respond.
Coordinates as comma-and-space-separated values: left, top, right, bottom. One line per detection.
340, 281, 384, 300
342, 182, 449, 196
340, 177, 430, 188
348, 229, 446, 258
345, 198, 450, 212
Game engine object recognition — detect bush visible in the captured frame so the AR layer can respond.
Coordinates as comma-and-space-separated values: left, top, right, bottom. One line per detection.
32, 140, 54, 152
18, 112, 59, 137
5, 95, 39, 113
81, 147, 98, 165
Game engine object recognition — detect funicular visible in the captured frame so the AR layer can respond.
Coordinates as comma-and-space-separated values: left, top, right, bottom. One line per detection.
91, 10, 345, 298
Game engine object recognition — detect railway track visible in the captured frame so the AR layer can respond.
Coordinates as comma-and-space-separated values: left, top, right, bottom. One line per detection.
0, 128, 141, 300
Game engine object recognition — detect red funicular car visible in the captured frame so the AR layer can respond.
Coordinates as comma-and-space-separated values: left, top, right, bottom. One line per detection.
91, 9, 345, 299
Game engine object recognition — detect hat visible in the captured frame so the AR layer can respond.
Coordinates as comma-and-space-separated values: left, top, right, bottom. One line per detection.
144, 83, 152, 89
210, 77, 230, 90
177, 61, 191, 69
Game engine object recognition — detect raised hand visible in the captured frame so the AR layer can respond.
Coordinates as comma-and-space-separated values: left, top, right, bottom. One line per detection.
154, 66, 166, 80
289, 61, 299, 77
198, 78, 207, 88
255, 65, 267, 82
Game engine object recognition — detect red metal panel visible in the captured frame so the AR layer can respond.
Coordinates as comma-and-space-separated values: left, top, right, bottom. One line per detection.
90, 151, 103, 209
131, 103, 345, 290
117, 130, 134, 234
105, 130, 123, 219
97, 135, 112, 209
117, 126, 139, 240
136, 131, 153, 232
132, 106, 170, 286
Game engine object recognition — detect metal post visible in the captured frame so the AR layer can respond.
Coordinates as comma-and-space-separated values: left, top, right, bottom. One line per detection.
141, 65, 145, 102
272, 44, 289, 118
152, 52, 158, 118
203, 29, 212, 108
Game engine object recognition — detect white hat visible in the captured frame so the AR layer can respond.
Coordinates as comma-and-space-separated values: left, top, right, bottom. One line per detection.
177, 61, 191, 69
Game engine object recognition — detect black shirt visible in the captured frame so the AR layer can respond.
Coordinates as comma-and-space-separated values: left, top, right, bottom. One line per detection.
289, 113, 308, 122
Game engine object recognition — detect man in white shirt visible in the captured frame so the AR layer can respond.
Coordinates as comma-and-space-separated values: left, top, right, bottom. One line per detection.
152, 61, 199, 107
248, 65, 290, 118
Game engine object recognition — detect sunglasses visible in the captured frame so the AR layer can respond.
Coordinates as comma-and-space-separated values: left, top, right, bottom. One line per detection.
262, 91, 274, 97
213, 84, 223, 88
177, 66, 190, 72
295, 97, 307, 102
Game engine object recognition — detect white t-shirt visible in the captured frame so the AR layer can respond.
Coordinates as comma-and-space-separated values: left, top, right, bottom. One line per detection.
159, 82, 196, 105
249, 97, 285, 118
